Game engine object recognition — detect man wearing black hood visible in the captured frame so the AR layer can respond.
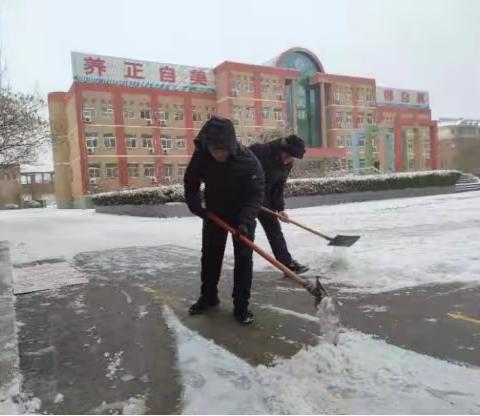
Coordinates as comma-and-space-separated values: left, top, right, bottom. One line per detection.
184, 116, 264, 324
249, 135, 309, 274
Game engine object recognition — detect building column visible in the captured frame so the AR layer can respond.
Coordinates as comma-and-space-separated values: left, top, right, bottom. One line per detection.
319, 82, 328, 148
74, 84, 89, 196
184, 95, 194, 160
253, 71, 263, 136
150, 92, 164, 183
291, 79, 298, 134
113, 86, 128, 187
430, 121, 439, 170
394, 121, 404, 172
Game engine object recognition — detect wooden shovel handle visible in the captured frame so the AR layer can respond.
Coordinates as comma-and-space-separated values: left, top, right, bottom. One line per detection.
260, 206, 332, 241
207, 212, 310, 288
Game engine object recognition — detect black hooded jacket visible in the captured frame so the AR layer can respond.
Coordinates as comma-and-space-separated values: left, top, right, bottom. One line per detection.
248, 138, 293, 211
184, 117, 265, 227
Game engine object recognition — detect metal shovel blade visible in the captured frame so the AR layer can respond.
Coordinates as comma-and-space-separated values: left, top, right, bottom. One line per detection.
328, 234, 360, 247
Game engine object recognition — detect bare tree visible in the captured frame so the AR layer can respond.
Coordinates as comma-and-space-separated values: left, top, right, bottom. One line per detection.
0, 88, 50, 166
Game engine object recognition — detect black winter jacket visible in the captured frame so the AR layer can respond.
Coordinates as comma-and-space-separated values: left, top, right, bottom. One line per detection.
184, 117, 265, 227
249, 139, 292, 211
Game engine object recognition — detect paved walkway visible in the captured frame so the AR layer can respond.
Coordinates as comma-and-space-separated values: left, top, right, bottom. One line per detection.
7, 244, 480, 413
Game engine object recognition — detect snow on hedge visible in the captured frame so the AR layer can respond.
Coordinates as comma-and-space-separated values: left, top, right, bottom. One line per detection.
90, 170, 461, 206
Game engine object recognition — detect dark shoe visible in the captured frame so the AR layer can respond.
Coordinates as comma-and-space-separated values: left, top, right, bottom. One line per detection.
234, 307, 254, 325
189, 297, 220, 315
286, 260, 309, 274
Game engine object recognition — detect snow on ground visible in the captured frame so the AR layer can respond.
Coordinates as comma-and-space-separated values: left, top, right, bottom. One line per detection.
164, 304, 480, 414
1, 191, 479, 293
2, 192, 480, 413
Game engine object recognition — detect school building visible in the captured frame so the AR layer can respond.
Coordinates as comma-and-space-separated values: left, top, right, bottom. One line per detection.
48, 47, 439, 208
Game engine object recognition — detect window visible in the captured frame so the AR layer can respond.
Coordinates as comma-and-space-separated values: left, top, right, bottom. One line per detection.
366, 113, 373, 125
233, 106, 242, 124
371, 138, 378, 152
244, 82, 254, 94
88, 165, 100, 178
128, 164, 139, 177
144, 164, 155, 177
164, 164, 174, 177
126, 135, 137, 148
335, 91, 341, 104
336, 135, 345, 148
85, 133, 98, 148
177, 164, 187, 178
106, 164, 119, 178
21, 175, 27, 185
193, 111, 202, 122
161, 136, 173, 150
346, 112, 352, 126
273, 85, 282, 99
174, 111, 184, 121
247, 135, 255, 145
176, 137, 186, 149
123, 108, 135, 119
140, 110, 151, 120
246, 107, 255, 120
336, 112, 343, 126
83, 108, 95, 122
261, 82, 270, 95
262, 107, 271, 120
357, 112, 365, 127
231, 80, 241, 95
103, 134, 116, 148
274, 108, 282, 121
156, 111, 169, 121
141, 135, 153, 149
101, 107, 114, 118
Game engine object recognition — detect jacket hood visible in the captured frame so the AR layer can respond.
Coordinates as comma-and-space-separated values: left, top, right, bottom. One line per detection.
195, 116, 239, 157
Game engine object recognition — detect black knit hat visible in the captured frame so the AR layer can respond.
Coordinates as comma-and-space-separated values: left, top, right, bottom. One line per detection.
280, 134, 306, 159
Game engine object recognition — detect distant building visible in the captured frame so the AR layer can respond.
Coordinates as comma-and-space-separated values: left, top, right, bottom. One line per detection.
20, 169, 55, 206
0, 164, 21, 208
438, 118, 480, 175
48, 47, 439, 208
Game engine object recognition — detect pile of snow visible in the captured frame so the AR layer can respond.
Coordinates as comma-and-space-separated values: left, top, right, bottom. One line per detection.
163, 305, 480, 414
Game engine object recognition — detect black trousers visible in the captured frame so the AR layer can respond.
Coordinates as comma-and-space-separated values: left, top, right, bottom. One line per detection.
257, 211, 292, 266
200, 218, 256, 309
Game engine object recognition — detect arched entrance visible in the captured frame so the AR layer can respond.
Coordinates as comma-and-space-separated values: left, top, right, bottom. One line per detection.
275, 48, 324, 147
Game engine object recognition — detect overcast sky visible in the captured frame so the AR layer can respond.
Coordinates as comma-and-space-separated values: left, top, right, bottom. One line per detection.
1, 0, 479, 120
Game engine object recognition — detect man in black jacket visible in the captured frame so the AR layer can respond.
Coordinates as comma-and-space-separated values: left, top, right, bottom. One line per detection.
184, 116, 264, 324
249, 135, 309, 274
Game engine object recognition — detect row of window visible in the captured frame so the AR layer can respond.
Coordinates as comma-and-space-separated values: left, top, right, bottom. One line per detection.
88, 163, 186, 179
230, 79, 283, 98
83, 97, 187, 110
232, 106, 284, 122
335, 111, 375, 128
336, 135, 377, 150
334, 86, 375, 106
85, 133, 187, 150
83, 108, 189, 123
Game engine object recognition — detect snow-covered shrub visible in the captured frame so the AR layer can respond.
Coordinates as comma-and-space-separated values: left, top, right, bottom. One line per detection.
91, 170, 461, 206
91, 184, 185, 206
285, 170, 461, 197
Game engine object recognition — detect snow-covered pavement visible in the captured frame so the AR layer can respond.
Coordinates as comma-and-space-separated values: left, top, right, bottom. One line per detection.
1, 191, 480, 413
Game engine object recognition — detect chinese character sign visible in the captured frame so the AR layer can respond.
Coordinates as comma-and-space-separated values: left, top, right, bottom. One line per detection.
72, 52, 215, 92
376, 87, 429, 108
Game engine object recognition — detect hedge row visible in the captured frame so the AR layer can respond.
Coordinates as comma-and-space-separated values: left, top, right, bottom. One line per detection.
90, 170, 461, 206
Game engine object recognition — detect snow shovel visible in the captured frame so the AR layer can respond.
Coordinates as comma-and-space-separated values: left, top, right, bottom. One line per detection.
207, 212, 327, 308
260, 206, 360, 247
